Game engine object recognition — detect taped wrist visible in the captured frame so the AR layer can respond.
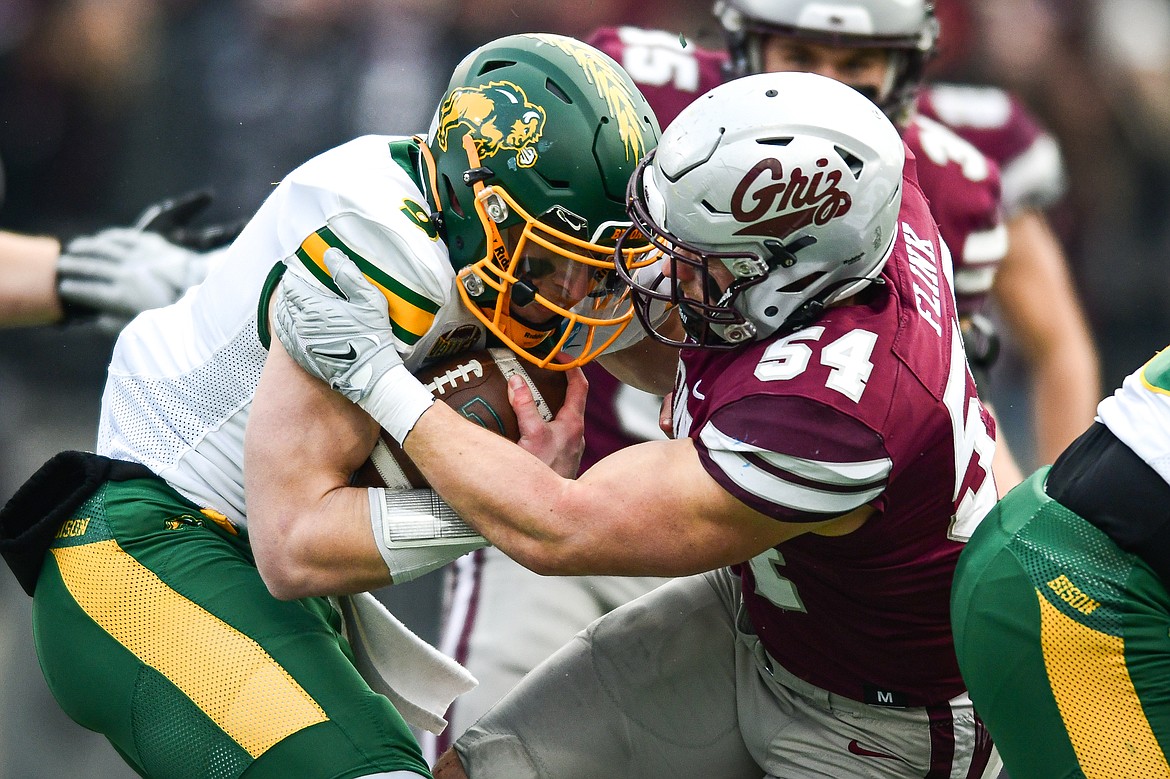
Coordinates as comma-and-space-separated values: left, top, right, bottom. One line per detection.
369, 488, 487, 583
360, 362, 436, 445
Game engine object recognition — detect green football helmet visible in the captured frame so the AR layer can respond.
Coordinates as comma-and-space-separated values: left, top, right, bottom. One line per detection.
422, 33, 660, 369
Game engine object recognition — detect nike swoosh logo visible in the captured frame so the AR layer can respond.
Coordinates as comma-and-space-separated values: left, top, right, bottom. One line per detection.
312, 344, 357, 361
691, 380, 705, 400
847, 740, 898, 760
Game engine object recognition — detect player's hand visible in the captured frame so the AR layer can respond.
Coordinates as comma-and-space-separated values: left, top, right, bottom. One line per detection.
510, 364, 587, 478
56, 228, 212, 328
55, 190, 240, 329
275, 248, 434, 444
659, 391, 675, 438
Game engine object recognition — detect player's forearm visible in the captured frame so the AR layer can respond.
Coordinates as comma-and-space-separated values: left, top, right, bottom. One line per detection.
248, 477, 393, 599
246, 339, 394, 598
1031, 343, 1101, 464
0, 231, 63, 327
404, 401, 771, 577
404, 400, 589, 574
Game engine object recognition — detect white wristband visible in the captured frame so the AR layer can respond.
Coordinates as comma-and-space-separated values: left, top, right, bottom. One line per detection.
360, 363, 436, 445
368, 488, 488, 583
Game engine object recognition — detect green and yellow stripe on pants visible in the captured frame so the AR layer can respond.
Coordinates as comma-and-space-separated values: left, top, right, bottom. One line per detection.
952, 468, 1170, 779
32, 476, 429, 779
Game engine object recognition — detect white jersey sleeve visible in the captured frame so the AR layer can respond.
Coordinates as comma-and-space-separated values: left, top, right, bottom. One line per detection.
276, 138, 464, 370
1097, 347, 1170, 487
97, 135, 470, 525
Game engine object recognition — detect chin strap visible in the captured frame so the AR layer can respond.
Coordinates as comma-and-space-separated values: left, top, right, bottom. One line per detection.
786, 276, 887, 332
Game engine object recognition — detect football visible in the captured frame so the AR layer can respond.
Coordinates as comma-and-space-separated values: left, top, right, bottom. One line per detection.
351, 348, 568, 489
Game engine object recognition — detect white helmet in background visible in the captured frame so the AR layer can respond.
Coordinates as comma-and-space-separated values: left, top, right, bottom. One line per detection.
714, 0, 939, 123
616, 71, 905, 347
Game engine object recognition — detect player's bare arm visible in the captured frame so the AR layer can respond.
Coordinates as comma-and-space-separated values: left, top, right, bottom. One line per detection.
245, 329, 392, 599
994, 209, 1101, 464
405, 389, 872, 577
0, 231, 63, 327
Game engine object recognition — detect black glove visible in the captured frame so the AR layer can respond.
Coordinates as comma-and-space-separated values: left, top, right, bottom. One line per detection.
959, 312, 1001, 391
131, 189, 247, 251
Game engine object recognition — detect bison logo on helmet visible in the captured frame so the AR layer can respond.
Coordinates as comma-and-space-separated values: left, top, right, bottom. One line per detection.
436, 81, 546, 168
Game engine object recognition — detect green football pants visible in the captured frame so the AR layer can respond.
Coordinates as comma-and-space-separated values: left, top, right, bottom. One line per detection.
31, 475, 429, 779
952, 467, 1170, 779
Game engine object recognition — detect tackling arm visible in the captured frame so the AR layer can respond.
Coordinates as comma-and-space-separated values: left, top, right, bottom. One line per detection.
403, 377, 865, 577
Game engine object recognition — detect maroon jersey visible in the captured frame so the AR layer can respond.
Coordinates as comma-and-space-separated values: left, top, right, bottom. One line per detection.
900, 114, 1006, 316
585, 26, 725, 128
917, 83, 1067, 216
674, 159, 998, 707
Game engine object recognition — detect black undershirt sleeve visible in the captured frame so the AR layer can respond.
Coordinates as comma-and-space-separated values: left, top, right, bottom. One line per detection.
1046, 422, 1170, 587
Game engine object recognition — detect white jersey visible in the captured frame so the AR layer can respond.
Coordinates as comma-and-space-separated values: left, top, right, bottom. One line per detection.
1097, 347, 1170, 487
97, 134, 644, 525
92, 137, 452, 524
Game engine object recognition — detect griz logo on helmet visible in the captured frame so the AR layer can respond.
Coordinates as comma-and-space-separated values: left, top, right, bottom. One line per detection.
731, 157, 853, 239
436, 81, 547, 168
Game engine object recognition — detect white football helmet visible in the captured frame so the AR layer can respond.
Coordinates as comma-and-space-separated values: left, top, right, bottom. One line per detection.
714, 0, 939, 122
616, 71, 904, 348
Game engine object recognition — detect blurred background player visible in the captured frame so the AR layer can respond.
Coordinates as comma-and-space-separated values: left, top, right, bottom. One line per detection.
915, 83, 1100, 469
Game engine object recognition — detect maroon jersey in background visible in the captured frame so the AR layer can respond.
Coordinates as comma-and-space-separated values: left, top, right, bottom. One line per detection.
584, 25, 1007, 468
586, 26, 724, 128
900, 114, 1005, 316
675, 159, 997, 707
917, 83, 1067, 216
